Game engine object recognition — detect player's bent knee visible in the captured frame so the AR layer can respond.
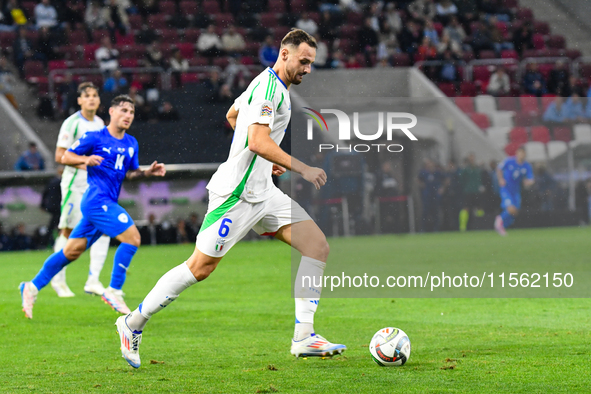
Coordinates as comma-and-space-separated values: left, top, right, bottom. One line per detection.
508, 206, 519, 216
186, 250, 220, 281
63, 240, 86, 261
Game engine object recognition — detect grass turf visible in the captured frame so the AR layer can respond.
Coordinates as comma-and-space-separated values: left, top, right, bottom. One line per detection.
1, 227, 590, 393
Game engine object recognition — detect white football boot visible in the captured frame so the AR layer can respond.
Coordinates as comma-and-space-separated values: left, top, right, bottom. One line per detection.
84, 279, 105, 296
50, 280, 75, 297
290, 333, 347, 357
19, 282, 38, 319
102, 288, 131, 314
115, 315, 142, 368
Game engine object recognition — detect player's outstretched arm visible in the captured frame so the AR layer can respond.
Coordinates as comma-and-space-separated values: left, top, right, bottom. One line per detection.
126, 161, 166, 180
248, 123, 327, 189
226, 104, 239, 130
62, 150, 103, 167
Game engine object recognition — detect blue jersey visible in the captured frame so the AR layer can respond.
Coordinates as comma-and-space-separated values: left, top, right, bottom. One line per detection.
498, 157, 533, 194
68, 127, 139, 203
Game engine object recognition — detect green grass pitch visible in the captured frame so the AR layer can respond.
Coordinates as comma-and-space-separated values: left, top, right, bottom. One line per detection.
1, 227, 590, 393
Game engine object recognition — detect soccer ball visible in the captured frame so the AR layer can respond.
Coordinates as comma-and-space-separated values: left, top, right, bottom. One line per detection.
369, 327, 411, 366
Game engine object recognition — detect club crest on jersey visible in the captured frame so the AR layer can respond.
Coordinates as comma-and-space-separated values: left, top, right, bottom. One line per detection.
215, 238, 226, 252
128, 147, 134, 158
261, 104, 273, 117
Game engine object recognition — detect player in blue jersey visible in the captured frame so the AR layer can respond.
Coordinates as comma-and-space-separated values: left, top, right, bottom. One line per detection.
494, 146, 534, 236
19, 95, 166, 319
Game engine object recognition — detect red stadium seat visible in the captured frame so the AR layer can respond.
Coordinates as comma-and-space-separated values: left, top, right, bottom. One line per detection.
0, 31, 15, 48
472, 65, 492, 83
522, 49, 541, 58
497, 97, 516, 112
240, 56, 254, 65
273, 26, 291, 40
84, 44, 101, 61
340, 25, 358, 39
70, 59, 96, 69
553, 127, 572, 142
462, 51, 475, 63
478, 50, 496, 59
93, 29, 109, 43
128, 14, 143, 30
533, 21, 550, 35
509, 127, 529, 144
159, 1, 176, 15
245, 41, 260, 56
189, 57, 208, 67
260, 13, 278, 27
214, 13, 235, 28
184, 28, 201, 43
180, 1, 199, 15
21, 1, 36, 17
502, 0, 518, 8
69, 32, 88, 46
213, 57, 230, 68
148, 14, 169, 30
48, 60, 68, 71
347, 12, 364, 25
470, 113, 490, 129
119, 58, 138, 68
501, 50, 518, 59
116, 32, 135, 45
268, 0, 286, 13
290, 0, 308, 12
175, 42, 195, 58
337, 38, 354, 55
433, 22, 444, 36
531, 126, 550, 143
519, 96, 540, 115
460, 81, 477, 96
181, 73, 200, 84
513, 112, 536, 127
391, 53, 410, 67
202, 0, 220, 14
578, 63, 591, 80
455, 97, 475, 113
532, 34, 545, 50
547, 35, 566, 49
505, 142, 521, 156
565, 49, 582, 60
516, 8, 533, 21
438, 82, 456, 97
159, 29, 179, 43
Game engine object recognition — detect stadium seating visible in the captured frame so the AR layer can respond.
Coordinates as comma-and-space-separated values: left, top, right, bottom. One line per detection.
572, 124, 591, 146
487, 126, 510, 150
455, 97, 475, 114
469, 113, 491, 129
524, 141, 548, 162
531, 126, 551, 143
509, 127, 529, 144
474, 95, 497, 115
553, 126, 572, 143
547, 140, 567, 159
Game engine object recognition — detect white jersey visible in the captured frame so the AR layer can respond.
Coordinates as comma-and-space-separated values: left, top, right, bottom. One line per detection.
207, 67, 291, 202
57, 111, 104, 193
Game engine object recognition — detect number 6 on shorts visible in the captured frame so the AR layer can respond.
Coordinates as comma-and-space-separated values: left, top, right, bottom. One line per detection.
218, 218, 232, 237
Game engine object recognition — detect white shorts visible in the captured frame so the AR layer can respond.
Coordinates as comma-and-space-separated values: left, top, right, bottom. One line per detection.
196, 187, 312, 257
58, 186, 85, 230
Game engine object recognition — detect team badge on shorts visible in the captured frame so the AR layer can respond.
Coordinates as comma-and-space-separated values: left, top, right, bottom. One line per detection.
215, 238, 226, 252
261, 104, 272, 117
118, 213, 129, 223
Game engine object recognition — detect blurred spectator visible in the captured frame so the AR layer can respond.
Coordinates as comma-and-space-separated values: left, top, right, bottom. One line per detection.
13, 26, 36, 78
366, 2, 380, 32
437, 32, 461, 55
453, 0, 478, 24
103, 69, 127, 93
535, 164, 556, 212
11, 223, 32, 251
34, 0, 58, 29
197, 24, 223, 58
157, 101, 180, 121
137, 0, 159, 17
358, 17, 379, 62
416, 36, 437, 61
127, 86, 147, 120
221, 25, 246, 56
15, 142, 45, 171
436, 0, 458, 22
486, 66, 510, 96
95, 36, 119, 74
542, 96, 568, 124
443, 16, 466, 48
0, 222, 10, 251
423, 19, 439, 45
522, 63, 547, 97
565, 93, 586, 123
459, 153, 483, 232
223, 57, 251, 90
345, 55, 362, 69
318, 10, 338, 41
35, 26, 57, 65
204, 70, 233, 103
84, 0, 107, 31
470, 21, 494, 57
57, 73, 77, 116
169, 47, 189, 87
41, 166, 62, 235
104, 0, 130, 37
409, 0, 436, 21
375, 160, 400, 197
441, 161, 462, 231
512, 24, 533, 57
565, 75, 584, 98
384, 3, 403, 34
139, 213, 161, 245
329, 49, 346, 69
418, 159, 444, 232
377, 24, 399, 61
259, 35, 278, 67
398, 19, 423, 56
185, 213, 201, 242
0, 56, 18, 108
145, 40, 166, 68
547, 60, 570, 96
488, 16, 514, 55
0, 9, 13, 30
438, 49, 460, 82
313, 34, 328, 68
136, 23, 157, 45
176, 219, 189, 243
375, 58, 391, 68
296, 12, 318, 36
4, 0, 28, 27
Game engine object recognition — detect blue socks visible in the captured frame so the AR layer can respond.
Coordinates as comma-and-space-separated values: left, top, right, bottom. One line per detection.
32, 250, 72, 290
109, 243, 138, 290
501, 210, 515, 228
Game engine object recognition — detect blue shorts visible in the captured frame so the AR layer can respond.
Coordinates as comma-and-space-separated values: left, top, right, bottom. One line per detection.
500, 189, 521, 210
70, 199, 134, 248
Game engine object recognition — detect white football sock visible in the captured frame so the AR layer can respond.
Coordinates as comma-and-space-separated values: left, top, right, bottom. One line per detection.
51, 234, 69, 284
88, 235, 110, 283
126, 262, 197, 332
293, 256, 326, 341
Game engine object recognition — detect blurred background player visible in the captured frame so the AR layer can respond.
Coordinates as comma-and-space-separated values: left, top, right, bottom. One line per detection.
51, 82, 111, 298
495, 146, 534, 235
115, 29, 345, 369
19, 95, 166, 319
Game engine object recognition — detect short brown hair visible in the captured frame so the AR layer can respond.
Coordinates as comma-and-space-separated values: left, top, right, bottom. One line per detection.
111, 94, 135, 108
280, 28, 317, 49
77, 82, 99, 96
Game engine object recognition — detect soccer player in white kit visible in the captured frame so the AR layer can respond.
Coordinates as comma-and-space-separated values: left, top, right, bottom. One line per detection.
51, 82, 110, 297
115, 29, 346, 368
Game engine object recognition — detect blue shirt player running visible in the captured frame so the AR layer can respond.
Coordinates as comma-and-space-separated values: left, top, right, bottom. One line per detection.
494, 146, 534, 236
20, 95, 166, 319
